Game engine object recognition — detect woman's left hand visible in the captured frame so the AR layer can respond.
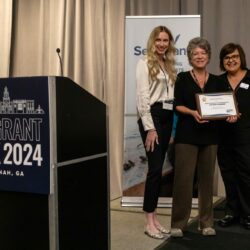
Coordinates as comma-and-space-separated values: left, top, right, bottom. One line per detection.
226, 115, 238, 123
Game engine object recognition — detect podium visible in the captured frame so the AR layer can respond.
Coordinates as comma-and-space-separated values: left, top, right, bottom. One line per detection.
0, 77, 109, 250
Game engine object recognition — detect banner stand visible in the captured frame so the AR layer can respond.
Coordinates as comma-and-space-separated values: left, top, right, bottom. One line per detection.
123, 15, 201, 208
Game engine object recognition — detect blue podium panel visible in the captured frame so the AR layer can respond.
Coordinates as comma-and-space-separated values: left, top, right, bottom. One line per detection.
0, 77, 50, 194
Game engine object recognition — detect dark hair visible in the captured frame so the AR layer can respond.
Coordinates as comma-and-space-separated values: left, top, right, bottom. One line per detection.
219, 43, 247, 71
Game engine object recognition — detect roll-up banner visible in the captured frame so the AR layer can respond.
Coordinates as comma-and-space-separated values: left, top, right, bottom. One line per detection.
123, 16, 200, 207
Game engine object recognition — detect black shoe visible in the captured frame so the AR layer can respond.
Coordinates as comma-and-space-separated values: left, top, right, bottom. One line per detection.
243, 216, 250, 229
218, 215, 239, 227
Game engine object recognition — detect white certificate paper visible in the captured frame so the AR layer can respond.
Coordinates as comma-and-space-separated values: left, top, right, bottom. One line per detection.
196, 92, 238, 119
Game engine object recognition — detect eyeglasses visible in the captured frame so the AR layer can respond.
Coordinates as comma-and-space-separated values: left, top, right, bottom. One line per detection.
223, 54, 240, 61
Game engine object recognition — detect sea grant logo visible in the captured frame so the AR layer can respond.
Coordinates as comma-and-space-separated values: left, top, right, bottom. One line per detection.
0, 77, 50, 194
132, 34, 187, 73
133, 34, 187, 57
0, 86, 44, 169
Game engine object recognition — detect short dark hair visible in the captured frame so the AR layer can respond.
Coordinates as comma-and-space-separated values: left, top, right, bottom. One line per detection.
219, 43, 247, 71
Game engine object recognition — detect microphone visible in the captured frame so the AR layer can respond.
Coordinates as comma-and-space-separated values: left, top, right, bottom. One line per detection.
56, 48, 63, 76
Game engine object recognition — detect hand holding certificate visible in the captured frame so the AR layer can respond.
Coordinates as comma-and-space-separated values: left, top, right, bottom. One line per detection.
195, 92, 239, 120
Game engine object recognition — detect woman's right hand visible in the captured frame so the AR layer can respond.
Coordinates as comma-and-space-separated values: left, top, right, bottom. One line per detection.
191, 110, 209, 123
145, 129, 159, 152
176, 105, 208, 124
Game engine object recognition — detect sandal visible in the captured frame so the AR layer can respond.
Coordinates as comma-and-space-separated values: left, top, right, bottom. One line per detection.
156, 225, 170, 234
171, 228, 183, 237
202, 227, 216, 236
144, 228, 164, 239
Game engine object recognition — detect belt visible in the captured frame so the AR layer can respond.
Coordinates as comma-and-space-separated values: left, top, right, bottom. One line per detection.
152, 100, 173, 106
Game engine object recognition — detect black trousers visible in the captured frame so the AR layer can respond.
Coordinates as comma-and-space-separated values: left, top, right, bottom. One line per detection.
138, 103, 173, 213
217, 144, 250, 218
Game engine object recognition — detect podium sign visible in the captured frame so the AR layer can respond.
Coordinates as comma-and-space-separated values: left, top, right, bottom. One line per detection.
0, 77, 50, 194
0, 76, 109, 250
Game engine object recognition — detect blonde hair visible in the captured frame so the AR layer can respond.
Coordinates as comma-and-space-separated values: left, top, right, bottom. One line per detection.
146, 26, 176, 84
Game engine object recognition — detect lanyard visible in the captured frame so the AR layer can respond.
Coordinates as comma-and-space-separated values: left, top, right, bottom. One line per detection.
159, 64, 169, 97
191, 70, 207, 92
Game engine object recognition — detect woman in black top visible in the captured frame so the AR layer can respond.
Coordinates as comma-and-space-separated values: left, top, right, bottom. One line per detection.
217, 43, 250, 230
170, 37, 236, 237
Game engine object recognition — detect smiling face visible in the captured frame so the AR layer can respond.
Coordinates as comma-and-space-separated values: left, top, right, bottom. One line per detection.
154, 31, 170, 57
190, 47, 209, 70
223, 49, 241, 74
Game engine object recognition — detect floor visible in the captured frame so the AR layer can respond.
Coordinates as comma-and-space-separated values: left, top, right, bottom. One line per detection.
110, 197, 222, 250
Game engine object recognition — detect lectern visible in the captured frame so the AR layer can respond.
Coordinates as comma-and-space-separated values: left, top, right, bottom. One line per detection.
0, 77, 109, 250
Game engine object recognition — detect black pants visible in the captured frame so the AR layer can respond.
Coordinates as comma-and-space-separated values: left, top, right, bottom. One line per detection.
218, 144, 250, 218
138, 103, 173, 213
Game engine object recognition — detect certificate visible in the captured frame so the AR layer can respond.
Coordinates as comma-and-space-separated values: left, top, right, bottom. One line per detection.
195, 92, 239, 120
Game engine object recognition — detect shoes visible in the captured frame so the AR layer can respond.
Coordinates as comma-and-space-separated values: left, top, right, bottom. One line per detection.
156, 225, 170, 234
218, 215, 239, 227
202, 227, 216, 236
243, 216, 250, 229
170, 228, 183, 237
144, 228, 164, 239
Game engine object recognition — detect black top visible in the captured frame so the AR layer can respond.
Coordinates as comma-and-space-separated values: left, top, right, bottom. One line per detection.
219, 69, 250, 145
174, 71, 226, 145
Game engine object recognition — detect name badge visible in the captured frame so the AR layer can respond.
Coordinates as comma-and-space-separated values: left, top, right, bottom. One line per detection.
240, 82, 249, 89
163, 100, 173, 110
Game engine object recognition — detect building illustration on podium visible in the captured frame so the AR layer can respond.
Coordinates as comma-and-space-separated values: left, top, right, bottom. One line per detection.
0, 86, 44, 114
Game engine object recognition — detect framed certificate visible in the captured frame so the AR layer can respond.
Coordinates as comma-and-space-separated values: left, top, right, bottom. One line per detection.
195, 92, 239, 120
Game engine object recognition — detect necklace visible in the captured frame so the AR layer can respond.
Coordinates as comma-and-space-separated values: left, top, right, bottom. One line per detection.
192, 70, 207, 90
